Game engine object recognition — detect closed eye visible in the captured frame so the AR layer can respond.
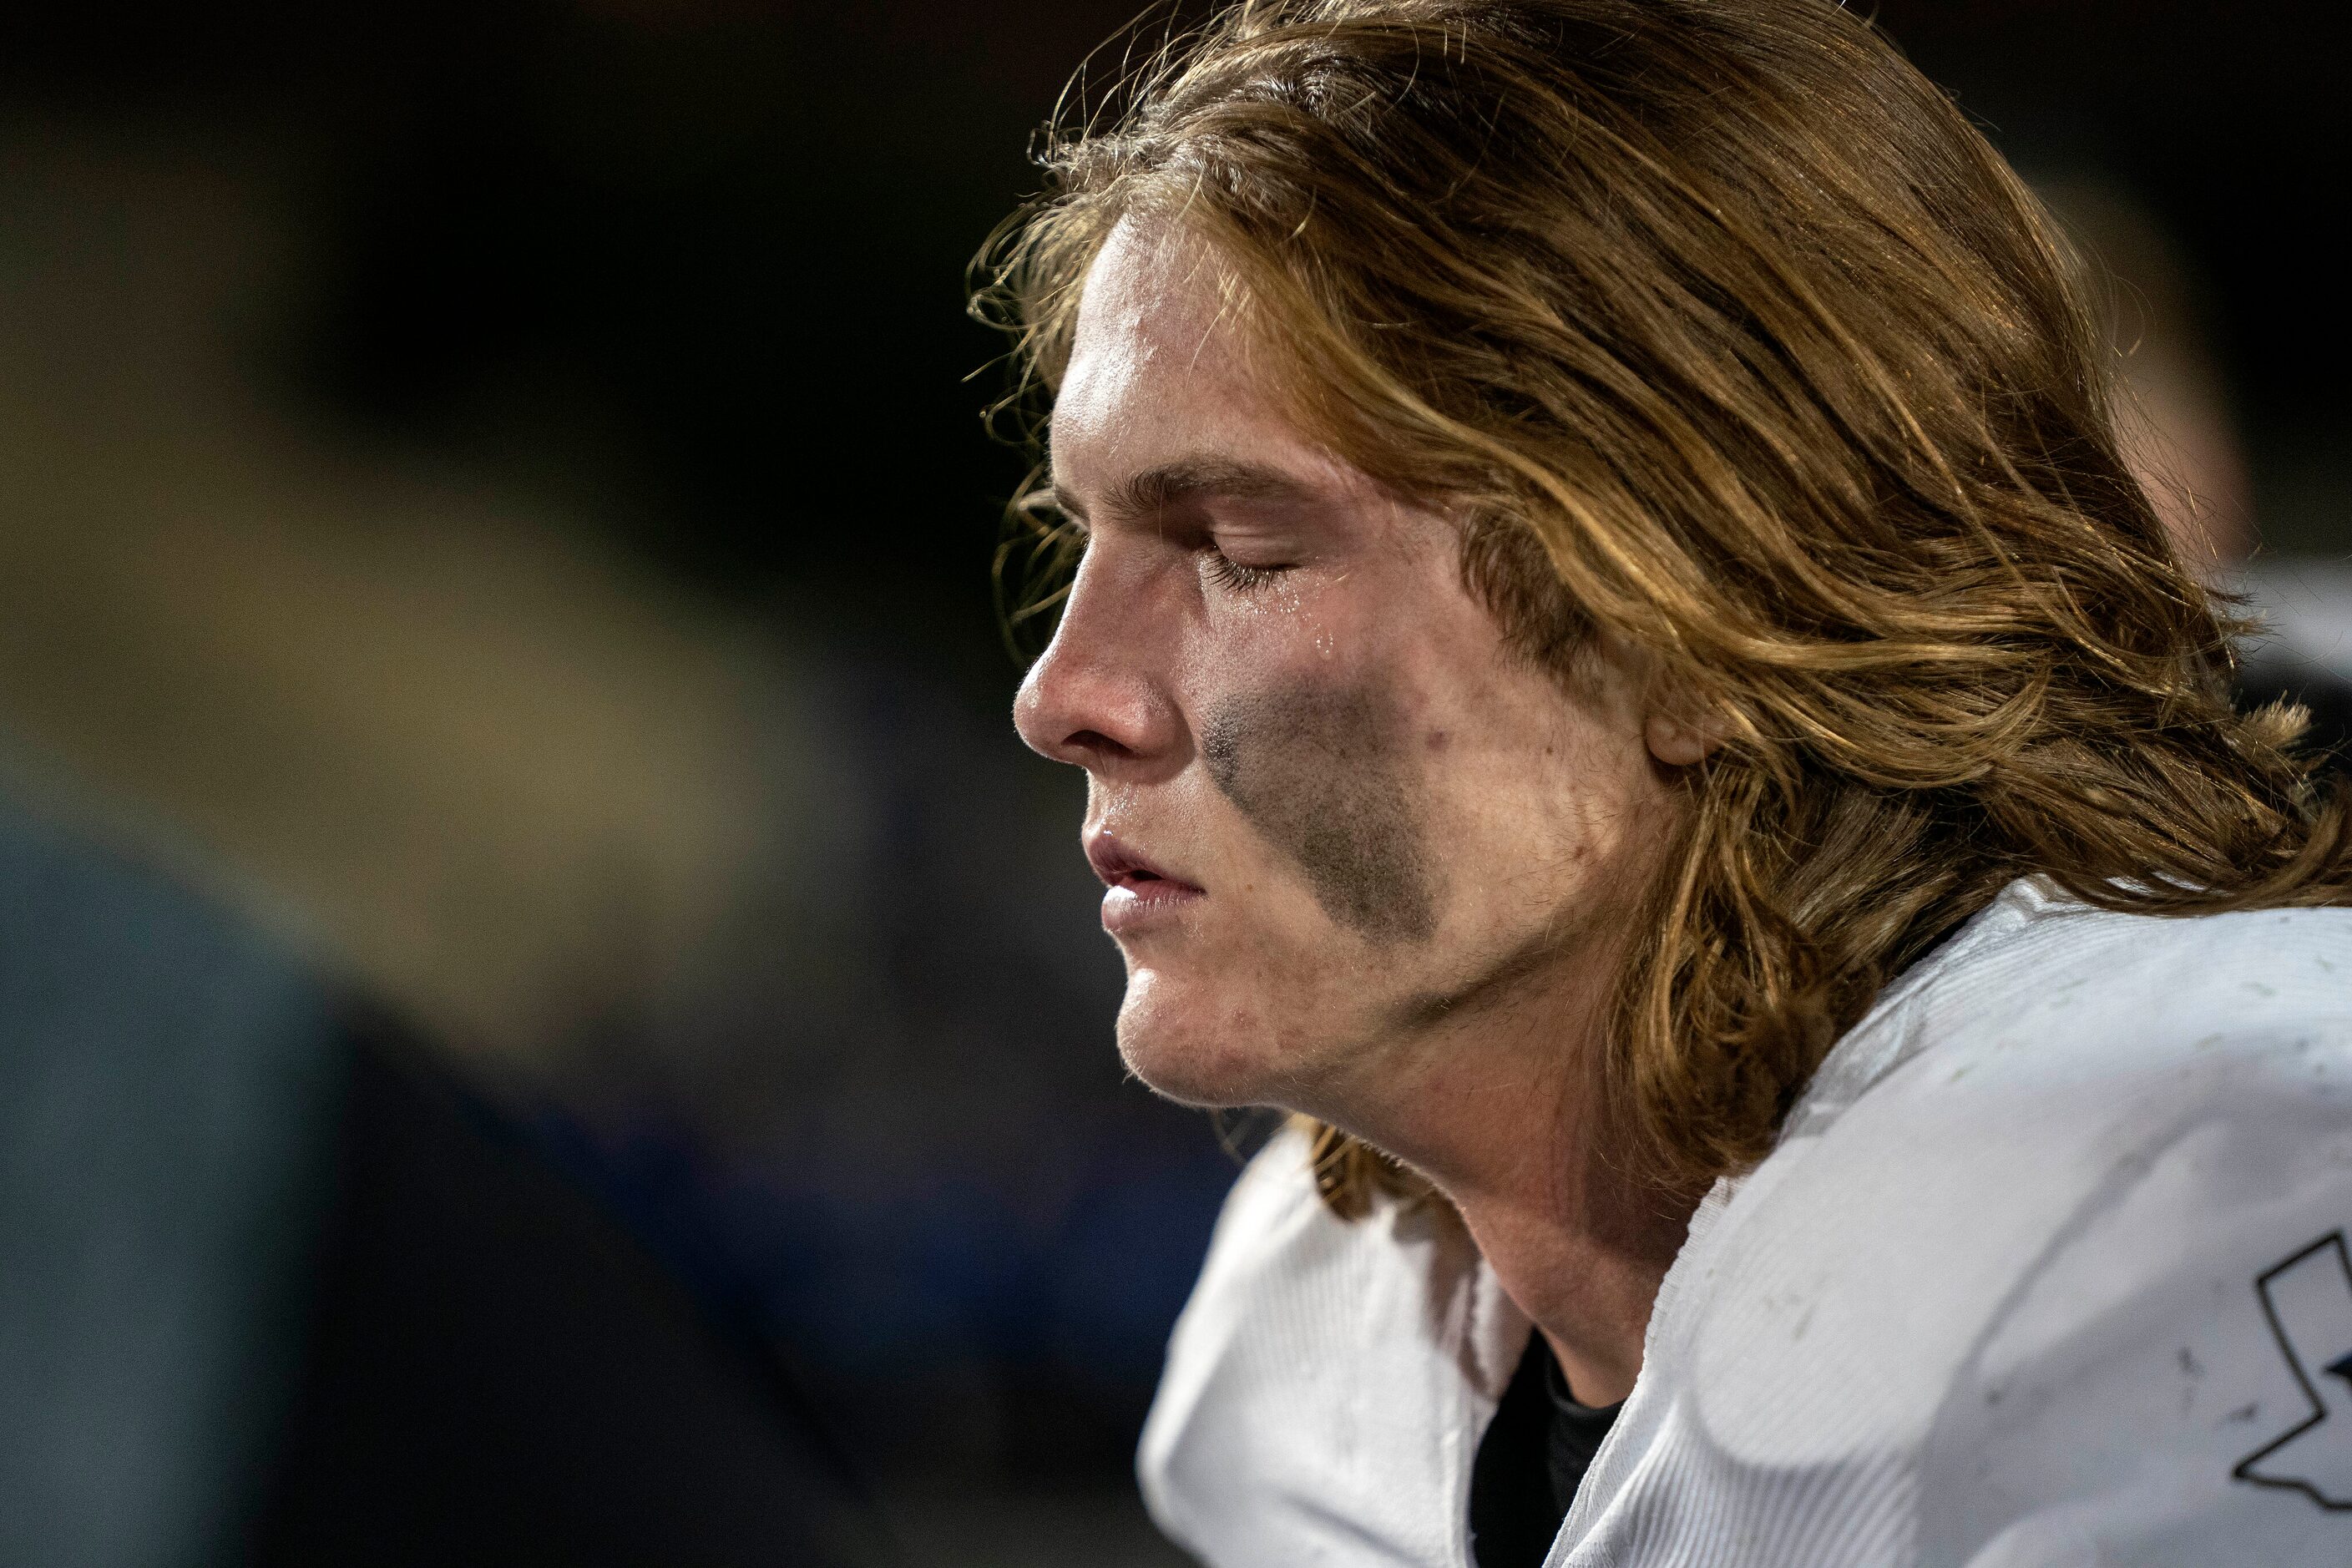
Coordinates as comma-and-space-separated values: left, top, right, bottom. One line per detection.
1201, 548, 1293, 593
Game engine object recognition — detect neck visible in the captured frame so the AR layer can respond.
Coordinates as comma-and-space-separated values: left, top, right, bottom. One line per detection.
1322, 944, 1701, 1407
1440, 1105, 1696, 1406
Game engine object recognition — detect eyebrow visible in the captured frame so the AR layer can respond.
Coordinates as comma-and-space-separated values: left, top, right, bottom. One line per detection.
1050, 457, 1320, 524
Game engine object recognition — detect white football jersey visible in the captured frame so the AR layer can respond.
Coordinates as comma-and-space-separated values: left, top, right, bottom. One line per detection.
1140, 879, 2352, 1566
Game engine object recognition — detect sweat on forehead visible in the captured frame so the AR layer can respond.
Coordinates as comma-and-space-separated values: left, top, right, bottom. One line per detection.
1080, 215, 1252, 342
1051, 219, 1287, 442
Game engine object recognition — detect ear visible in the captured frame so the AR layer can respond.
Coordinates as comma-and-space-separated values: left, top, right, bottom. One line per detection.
1644, 711, 1723, 767
1620, 643, 1730, 766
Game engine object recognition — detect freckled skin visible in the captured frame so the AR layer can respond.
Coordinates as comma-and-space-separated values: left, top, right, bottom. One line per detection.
1201, 682, 1437, 944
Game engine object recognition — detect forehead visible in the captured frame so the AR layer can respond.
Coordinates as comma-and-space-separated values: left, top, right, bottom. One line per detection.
1050, 217, 1292, 489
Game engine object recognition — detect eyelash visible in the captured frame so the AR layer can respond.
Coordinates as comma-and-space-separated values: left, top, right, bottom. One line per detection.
1201, 549, 1292, 593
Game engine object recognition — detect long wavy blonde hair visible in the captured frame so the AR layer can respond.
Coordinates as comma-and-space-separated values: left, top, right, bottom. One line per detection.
976, 0, 2352, 1204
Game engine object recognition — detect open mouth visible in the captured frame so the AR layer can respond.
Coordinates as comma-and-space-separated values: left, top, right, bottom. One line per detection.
1115, 867, 1164, 891
1085, 833, 1204, 913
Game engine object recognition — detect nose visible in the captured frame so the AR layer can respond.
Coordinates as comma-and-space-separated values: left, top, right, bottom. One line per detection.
1013, 541, 1185, 777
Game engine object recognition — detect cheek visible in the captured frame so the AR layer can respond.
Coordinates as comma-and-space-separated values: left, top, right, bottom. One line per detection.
1197, 678, 1439, 946
1439, 702, 1670, 931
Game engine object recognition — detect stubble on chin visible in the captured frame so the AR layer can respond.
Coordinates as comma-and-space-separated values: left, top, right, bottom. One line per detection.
1112, 964, 1282, 1107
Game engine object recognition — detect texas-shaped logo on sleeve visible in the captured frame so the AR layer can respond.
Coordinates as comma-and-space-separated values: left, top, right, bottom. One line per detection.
2237, 1232, 2352, 1510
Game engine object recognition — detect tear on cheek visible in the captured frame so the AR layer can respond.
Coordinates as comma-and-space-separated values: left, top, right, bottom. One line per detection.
1200, 681, 1438, 944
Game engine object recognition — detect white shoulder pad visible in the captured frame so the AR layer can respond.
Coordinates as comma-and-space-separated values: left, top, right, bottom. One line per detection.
1622, 900, 2352, 1566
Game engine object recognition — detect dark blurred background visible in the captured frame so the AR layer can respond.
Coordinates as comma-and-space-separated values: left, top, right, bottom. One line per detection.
0, 2, 2344, 1563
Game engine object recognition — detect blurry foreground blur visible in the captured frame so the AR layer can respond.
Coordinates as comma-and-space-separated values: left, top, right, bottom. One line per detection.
0, 122, 1221, 1561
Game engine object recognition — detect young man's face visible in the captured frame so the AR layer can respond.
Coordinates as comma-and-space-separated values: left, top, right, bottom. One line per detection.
1014, 218, 1681, 1121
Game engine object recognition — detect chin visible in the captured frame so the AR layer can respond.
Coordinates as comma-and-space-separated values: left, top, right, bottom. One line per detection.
1113, 969, 1297, 1109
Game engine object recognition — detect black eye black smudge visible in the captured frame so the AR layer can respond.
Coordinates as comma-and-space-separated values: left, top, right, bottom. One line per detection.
1199, 681, 1439, 944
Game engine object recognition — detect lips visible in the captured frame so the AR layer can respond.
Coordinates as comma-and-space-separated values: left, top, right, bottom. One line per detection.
1085, 832, 1204, 933
1085, 833, 1202, 895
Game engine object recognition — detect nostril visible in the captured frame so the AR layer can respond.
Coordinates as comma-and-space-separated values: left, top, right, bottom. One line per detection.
1066, 727, 1136, 760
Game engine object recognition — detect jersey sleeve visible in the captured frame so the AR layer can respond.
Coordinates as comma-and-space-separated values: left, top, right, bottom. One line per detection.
1919, 1021, 2352, 1567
